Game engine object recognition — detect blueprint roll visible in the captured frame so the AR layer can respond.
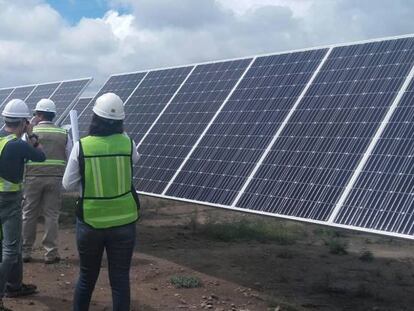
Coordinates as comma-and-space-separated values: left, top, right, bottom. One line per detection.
70, 110, 79, 143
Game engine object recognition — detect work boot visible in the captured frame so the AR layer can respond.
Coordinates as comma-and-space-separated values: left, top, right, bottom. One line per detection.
4, 283, 37, 298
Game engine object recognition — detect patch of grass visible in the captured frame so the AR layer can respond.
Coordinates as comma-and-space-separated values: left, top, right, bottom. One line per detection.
278, 274, 289, 283
198, 219, 303, 244
373, 269, 382, 278
267, 297, 302, 311
359, 250, 374, 262
188, 207, 200, 233
394, 271, 404, 282
277, 250, 295, 259
324, 238, 348, 255
170, 275, 201, 289
313, 227, 347, 238
355, 283, 373, 298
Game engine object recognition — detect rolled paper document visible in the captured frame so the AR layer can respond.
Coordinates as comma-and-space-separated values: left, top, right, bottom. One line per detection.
70, 110, 79, 143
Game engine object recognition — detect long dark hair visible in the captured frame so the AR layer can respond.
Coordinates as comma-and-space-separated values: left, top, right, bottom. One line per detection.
88, 113, 124, 136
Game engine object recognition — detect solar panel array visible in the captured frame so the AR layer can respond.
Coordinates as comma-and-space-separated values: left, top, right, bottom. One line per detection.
77, 73, 147, 136
60, 97, 92, 125
0, 78, 92, 125
72, 35, 414, 239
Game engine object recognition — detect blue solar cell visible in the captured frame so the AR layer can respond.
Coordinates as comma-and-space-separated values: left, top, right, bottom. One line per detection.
78, 73, 147, 136
134, 58, 252, 194
60, 97, 92, 125
52, 79, 91, 124
24, 83, 60, 110
165, 49, 328, 205
0, 88, 14, 107
335, 71, 414, 235
124, 66, 193, 143
5, 85, 36, 103
236, 37, 414, 222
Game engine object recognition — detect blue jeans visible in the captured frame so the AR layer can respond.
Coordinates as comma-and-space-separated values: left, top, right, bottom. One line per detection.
73, 219, 136, 311
0, 192, 23, 298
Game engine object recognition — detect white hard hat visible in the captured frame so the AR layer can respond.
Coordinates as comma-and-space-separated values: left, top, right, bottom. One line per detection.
93, 93, 125, 120
35, 98, 56, 113
2, 99, 31, 119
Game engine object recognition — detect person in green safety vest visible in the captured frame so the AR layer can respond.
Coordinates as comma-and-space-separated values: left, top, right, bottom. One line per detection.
22, 98, 72, 264
0, 99, 45, 311
62, 92, 140, 311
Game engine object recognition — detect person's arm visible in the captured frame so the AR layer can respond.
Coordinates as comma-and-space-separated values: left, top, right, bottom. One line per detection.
62, 142, 81, 191
23, 141, 45, 162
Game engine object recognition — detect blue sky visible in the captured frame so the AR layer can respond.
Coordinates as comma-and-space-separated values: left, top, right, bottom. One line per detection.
47, 0, 108, 23
47, 0, 129, 23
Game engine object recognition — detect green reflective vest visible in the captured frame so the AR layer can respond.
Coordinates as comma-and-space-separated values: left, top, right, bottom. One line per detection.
26, 125, 68, 177
79, 134, 138, 229
0, 134, 21, 192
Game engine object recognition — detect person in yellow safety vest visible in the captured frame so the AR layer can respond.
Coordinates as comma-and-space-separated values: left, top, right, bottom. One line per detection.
22, 99, 72, 264
62, 92, 140, 311
0, 99, 45, 311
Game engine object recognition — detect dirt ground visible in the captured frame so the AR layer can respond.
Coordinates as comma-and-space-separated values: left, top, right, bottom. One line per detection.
6, 196, 414, 311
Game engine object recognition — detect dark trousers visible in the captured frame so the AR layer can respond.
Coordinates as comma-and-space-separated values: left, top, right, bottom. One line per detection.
73, 219, 136, 311
0, 192, 23, 298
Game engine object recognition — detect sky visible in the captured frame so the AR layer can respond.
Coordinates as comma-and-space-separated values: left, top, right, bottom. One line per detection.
1, 0, 413, 95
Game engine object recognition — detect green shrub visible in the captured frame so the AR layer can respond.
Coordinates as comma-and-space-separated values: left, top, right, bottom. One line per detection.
170, 275, 201, 288
359, 250, 374, 262
325, 238, 348, 255
199, 219, 302, 244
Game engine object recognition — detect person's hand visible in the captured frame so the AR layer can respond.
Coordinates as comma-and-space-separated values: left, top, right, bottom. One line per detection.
28, 133, 40, 148
26, 121, 34, 136
30, 116, 39, 127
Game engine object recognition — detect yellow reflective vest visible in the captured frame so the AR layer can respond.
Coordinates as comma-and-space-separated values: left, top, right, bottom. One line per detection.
78, 134, 139, 229
0, 134, 21, 192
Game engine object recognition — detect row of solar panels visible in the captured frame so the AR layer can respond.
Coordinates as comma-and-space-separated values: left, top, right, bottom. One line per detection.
67, 34, 414, 240
3, 34, 414, 240
0, 78, 92, 125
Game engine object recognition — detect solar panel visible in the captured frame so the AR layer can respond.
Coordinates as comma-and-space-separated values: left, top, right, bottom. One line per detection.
2, 86, 36, 110
24, 82, 61, 110
0, 88, 15, 107
60, 97, 92, 125
0, 78, 91, 132
124, 66, 194, 143
71, 34, 414, 239
53, 79, 92, 125
77, 72, 147, 136
234, 37, 414, 224
333, 64, 414, 236
0, 78, 91, 116
134, 58, 252, 194
163, 49, 329, 205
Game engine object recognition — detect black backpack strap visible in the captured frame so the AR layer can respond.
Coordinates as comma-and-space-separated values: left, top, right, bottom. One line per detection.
76, 141, 85, 221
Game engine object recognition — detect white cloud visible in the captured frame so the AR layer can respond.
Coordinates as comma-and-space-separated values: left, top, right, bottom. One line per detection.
0, 0, 413, 97
216, 0, 313, 17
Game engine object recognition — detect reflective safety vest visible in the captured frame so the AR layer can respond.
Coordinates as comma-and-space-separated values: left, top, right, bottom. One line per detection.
79, 134, 139, 229
26, 124, 68, 177
0, 134, 21, 192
